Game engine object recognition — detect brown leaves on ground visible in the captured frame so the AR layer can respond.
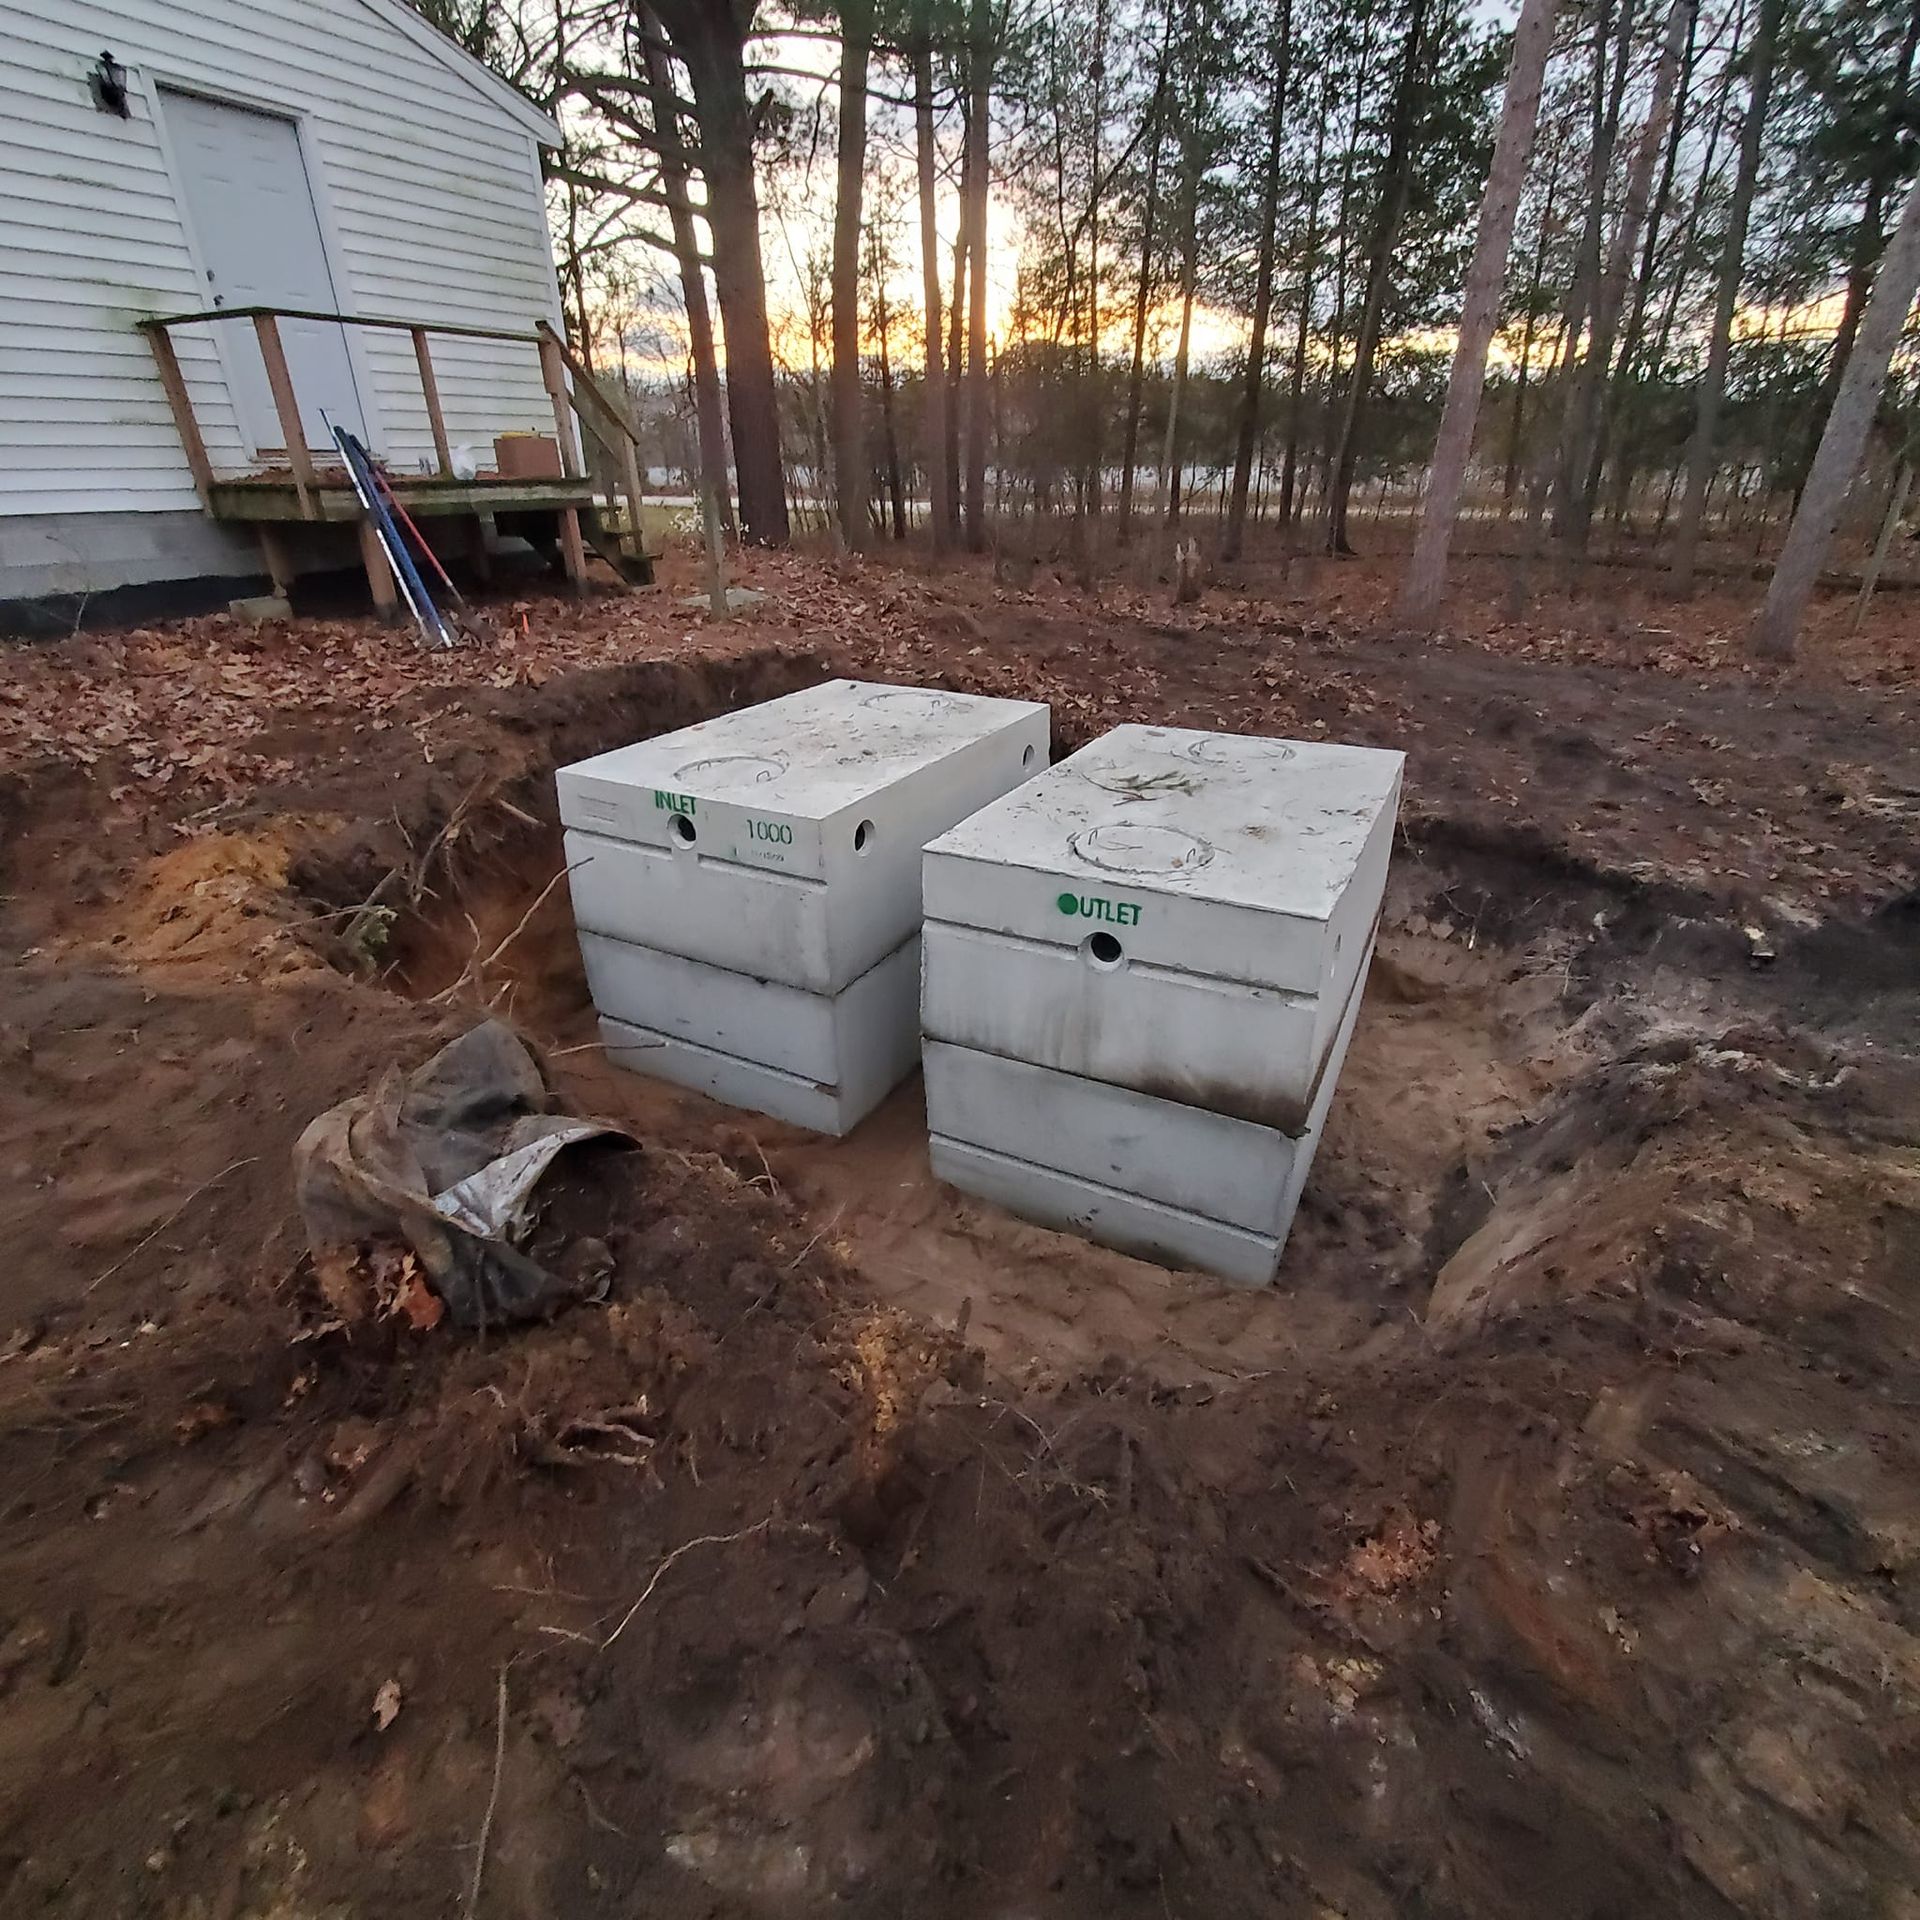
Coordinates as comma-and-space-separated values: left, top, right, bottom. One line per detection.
0, 549, 1334, 817
6, 543, 1913, 931
313, 1243, 443, 1332
1338, 1514, 1442, 1598
0, 575, 762, 811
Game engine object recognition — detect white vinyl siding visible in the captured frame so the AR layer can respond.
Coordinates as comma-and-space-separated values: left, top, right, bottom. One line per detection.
0, 0, 560, 518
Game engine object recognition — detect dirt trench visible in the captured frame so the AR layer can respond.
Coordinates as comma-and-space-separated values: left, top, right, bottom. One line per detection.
2, 603, 1919, 1919
298, 678, 1920, 1913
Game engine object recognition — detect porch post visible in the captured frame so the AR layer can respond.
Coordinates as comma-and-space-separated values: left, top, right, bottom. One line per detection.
411, 327, 454, 476
143, 324, 215, 505
253, 313, 317, 519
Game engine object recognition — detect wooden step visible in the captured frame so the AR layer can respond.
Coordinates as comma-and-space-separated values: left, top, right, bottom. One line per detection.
584, 509, 655, 586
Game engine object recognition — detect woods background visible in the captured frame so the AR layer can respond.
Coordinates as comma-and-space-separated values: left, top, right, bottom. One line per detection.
413, 0, 1920, 654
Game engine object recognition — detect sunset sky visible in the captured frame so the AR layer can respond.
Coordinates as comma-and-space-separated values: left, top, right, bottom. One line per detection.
573, 12, 1864, 390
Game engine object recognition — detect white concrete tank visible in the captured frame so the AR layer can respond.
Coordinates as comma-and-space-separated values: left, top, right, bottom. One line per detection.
921, 723, 1402, 1280
558, 680, 1049, 1133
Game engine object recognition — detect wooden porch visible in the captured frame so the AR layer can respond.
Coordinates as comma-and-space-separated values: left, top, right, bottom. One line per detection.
138, 305, 654, 617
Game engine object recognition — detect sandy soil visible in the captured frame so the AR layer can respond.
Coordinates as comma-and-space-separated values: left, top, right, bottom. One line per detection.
1, 538, 1917, 1918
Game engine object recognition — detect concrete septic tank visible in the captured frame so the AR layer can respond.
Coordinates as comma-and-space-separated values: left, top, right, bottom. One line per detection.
920, 723, 1403, 1282
557, 680, 1049, 1134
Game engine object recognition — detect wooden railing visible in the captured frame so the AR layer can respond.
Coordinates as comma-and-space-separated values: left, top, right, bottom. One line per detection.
136, 307, 649, 575
534, 320, 649, 556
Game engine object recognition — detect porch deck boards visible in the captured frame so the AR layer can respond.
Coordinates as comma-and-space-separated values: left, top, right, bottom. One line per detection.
206, 472, 596, 523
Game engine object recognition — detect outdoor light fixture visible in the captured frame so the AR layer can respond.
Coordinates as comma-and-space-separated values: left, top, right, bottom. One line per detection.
89, 50, 130, 117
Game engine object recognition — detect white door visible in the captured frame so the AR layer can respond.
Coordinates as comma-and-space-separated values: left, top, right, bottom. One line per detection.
161, 88, 367, 456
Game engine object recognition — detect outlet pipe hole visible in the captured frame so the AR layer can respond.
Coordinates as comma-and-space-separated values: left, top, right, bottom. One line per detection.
853, 818, 875, 853
1083, 931, 1125, 969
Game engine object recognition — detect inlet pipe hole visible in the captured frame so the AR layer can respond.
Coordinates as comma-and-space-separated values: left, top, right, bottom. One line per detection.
1083, 931, 1125, 969
669, 812, 696, 846
1022, 744, 1037, 769
853, 818, 875, 853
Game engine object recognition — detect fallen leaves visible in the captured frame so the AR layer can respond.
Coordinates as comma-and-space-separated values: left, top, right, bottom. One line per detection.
1339, 1516, 1442, 1598
0, 579, 761, 811
390, 1264, 446, 1332
312, 1243, 445, 1331
5, 545, 1911, 930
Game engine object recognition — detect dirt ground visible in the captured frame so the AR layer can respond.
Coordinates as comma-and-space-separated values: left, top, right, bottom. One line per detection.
1, 535, 1917, 1919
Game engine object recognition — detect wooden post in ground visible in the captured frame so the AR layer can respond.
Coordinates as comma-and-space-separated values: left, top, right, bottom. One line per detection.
555, 509, 588, 590
538, 331, 589, 592
466, 516, 494, 586
255, 526, 295, 599
357, 518, 400, 623
617, 431, 647, 559
253, 313, 317, 519
411, 327, 453, 476
700, 478, 729, 612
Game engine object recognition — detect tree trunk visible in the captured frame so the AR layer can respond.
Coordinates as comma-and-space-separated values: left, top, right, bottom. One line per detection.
1326, 0, 1432, 555
1547, 0, 1636, 512
1399, 0, 1559, 621
1641, 47, 1734, 528
1319, 6, 1380, 517
1522, 314, 1579, 527
875, 266, 908, 540
1600, 0, 1696, 527
801, 254, 831, 526
1084, 0, 1109, 523
947, 115, 968, 537
831, 0, 874, 550
1851, 459, 1913, 631
1797, 0, 1920, 502
912, 38, 951, 551
1223, 0, 1292, 561
641, 5, 732, 536
1159, 0, 1201, 537
1504, 142, 1565, 505
1279, 99, 1327, 528
1643, 0, 1738, 390
1116, 45, 1170, 536
1159, 234, 1197, 524
962, 0, 994, 550
652, 0, 789, 545
1555, 0, 1693, 549
1673, 0, 1786, 588
1749, 166, 1920, 658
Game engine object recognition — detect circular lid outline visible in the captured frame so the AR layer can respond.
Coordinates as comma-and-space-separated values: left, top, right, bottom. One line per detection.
1068, 821, 1215, 876
673, 751, 788, 787
1184, 733, 1297, 767
858, 688, 959, 717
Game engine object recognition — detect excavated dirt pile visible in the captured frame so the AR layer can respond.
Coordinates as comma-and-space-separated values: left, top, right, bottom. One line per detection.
1, 547, 1917, 1919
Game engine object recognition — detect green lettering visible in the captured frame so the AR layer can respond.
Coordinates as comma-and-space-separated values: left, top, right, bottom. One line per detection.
1054, 889, 1140, 925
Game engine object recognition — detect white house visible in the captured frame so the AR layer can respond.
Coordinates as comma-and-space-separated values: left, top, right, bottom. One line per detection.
0, 0, 634, 629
